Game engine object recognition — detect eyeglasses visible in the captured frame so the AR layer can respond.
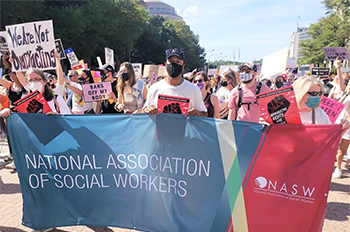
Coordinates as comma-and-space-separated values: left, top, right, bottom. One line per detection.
193, 79, 204, 83
307, 91, 323, 96
68, 75, 75, 78
28, 78, 43, 83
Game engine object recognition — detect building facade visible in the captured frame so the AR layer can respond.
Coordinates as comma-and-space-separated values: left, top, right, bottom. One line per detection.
289, 27, 311, 62
144, 0, 183, 21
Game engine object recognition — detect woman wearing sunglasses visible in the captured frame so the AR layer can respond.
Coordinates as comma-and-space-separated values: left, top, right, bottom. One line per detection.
293, 75, 330, 125
193, 72, 220, 118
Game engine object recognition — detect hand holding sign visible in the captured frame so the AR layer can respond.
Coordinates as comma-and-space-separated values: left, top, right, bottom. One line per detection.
267, 95, 290, 124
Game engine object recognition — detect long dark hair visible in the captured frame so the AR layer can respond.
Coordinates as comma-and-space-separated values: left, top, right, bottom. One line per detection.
26, 68, 54, 101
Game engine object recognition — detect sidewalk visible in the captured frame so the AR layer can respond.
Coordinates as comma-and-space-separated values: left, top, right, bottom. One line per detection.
0, 139, 349, 232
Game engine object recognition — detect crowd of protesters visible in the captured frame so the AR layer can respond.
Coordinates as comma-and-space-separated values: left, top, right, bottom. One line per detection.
1, 48, 350, 181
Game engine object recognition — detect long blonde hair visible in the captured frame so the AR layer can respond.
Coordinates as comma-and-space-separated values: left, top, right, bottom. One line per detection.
293, 75, 323, 109
117, 62, 136, 103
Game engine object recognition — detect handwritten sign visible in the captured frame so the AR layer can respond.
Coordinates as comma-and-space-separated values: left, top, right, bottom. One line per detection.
0, 31, 9, 55
54, 38, 66, 59
131, 63, 142, 78
105, 47, 114, 67
322, 47, 350, 61
320, 96, 345, 124
82, 82, 112, 102
143, 64, 158, 78
5, 20, 56, 71
64, 48, 80, 67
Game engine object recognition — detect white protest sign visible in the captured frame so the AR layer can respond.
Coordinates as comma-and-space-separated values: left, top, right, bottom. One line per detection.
322, 47, 350, 61
96, 57, 103, 68
82, 82, 112, 102
158, 66, 166, 77
208, 68, 218, 77
0, 31, 9, 55
5, 20, 56, 71
105, 47, 114, 67
261, 47, 289, 80
64, 48, 80, 67
131, 63, 142, 78
219, 65, 238, 74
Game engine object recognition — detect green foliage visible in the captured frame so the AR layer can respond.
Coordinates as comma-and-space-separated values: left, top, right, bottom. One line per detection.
0, 0, 205, 70
299, 0, 350, 65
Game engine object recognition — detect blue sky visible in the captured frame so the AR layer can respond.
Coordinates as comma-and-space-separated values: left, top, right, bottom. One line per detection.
163, 0, 328, 63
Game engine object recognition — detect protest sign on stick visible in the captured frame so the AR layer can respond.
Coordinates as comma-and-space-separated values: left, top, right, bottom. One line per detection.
65, 48, 80, 67
131, 63, 142, 78
5, 20, 56, 71
105, 47, 114, 67
54, 39, 66, 59
323, 47, 350, 61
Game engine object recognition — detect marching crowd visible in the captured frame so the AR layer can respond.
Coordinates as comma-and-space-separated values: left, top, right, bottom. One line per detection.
1, 48, 350, 181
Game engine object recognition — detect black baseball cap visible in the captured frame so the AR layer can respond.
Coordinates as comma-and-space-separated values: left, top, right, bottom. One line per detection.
166, 48, 185, 60
99, 64, 114, 73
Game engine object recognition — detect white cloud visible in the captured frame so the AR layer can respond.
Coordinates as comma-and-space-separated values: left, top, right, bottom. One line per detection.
183, 6, 199, 17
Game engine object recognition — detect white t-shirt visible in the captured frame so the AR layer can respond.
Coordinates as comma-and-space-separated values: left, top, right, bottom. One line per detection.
144, 79, 207, 112
70, 82, 93, 114
299, 108, 331, 125
47, 95, 71, 115
215, 87, 232, 112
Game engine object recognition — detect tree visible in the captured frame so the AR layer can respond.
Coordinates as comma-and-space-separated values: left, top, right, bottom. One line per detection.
299, 0, 350, 65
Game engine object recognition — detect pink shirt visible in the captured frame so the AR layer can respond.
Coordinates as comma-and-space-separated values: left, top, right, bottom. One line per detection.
228, 82, 270, 122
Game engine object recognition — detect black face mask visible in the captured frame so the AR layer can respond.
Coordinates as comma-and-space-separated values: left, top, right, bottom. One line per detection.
78, 77, 87, 85
49, 83, 56, 89
121, 72, 130, 82
221, 80, 228, 87
101, 73, 107, 81
276, 81, 284, 88
166, 62, 183, 78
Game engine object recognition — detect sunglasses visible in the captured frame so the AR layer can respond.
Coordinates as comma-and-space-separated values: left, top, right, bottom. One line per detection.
307, 91, 323, 96
240, 68, 251, 73
193, 79, 204, 83
68, 75, 75, 78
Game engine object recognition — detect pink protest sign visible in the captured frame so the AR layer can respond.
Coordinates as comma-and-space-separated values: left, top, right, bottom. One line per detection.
320, 96, 345, 124
322, 47, 350, 61
82, 82, 112, 102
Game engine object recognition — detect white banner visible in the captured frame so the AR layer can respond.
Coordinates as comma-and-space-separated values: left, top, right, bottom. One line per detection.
5, 20, 56, 71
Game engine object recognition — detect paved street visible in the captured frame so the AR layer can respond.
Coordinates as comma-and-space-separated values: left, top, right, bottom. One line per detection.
0, 138, 349, 232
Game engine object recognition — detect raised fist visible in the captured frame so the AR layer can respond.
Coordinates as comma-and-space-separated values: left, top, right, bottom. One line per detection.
267, 95, 290, 124
27, 99, 43, 113
163, 103, 182, 114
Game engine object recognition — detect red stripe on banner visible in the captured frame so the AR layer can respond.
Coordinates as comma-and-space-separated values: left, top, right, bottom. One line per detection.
243, 124, 342, 232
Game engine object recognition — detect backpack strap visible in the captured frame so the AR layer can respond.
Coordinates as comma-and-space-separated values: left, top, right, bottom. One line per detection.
256, 81, 262, 95
237, 83, 242, 109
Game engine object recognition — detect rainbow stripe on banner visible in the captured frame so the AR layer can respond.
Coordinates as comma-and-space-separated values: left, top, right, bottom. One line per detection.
6, 113, 342, 232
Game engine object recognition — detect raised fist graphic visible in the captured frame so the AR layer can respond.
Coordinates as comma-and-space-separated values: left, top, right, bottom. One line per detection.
163, 103, 182, 114
27, 99, 43, 113
267, 95, 290, 124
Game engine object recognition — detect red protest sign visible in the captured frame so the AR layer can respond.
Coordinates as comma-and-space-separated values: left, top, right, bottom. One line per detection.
13, 90, 51, 113
320, 96, 345, 124
257, 86, 302, 124
157, 94, 190, 115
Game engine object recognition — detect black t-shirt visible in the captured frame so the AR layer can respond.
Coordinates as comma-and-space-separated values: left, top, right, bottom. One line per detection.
101, 80, 122, 114
8, 87, 24, 105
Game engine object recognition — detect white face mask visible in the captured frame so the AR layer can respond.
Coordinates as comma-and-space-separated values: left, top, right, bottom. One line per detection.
30, 81, 43, 93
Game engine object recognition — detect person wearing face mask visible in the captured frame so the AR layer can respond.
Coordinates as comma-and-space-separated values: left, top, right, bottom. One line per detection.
273, 74, 287, 90
95, 64, 121, 114
143, 48, 207, 116
227, 62, 270, 122
216, 69, 239, 119
193, 72, 220, 118
115, 62, 147, 114
293, 75, 330, 125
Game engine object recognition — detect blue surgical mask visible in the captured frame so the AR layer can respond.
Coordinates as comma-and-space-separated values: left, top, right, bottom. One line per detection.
305, 96, 320, 109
